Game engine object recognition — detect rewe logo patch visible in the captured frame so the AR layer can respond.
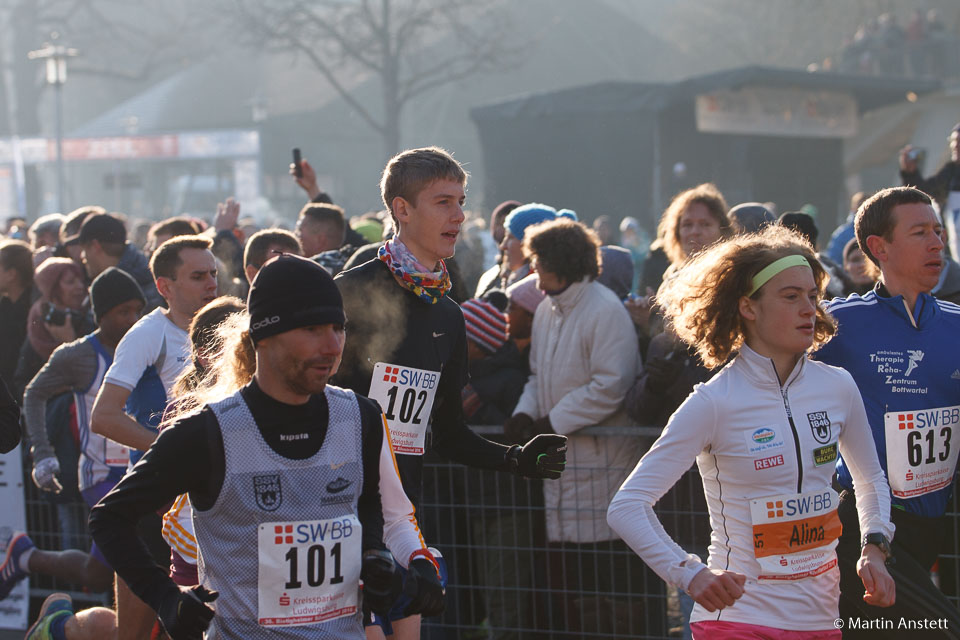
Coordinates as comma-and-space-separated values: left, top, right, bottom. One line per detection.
252, 315, 281, 330
754, 454, 784, 471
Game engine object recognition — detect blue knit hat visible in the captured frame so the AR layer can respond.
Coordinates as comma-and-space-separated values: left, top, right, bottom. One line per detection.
504, 203, 557, 240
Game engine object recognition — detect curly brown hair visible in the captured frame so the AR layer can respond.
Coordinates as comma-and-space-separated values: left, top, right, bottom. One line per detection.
658, 183, 732, 266
521, 218, 601, 283
657, 225, 835, 369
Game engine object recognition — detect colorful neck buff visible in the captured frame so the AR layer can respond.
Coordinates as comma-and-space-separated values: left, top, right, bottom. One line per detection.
378, 238, 451, 305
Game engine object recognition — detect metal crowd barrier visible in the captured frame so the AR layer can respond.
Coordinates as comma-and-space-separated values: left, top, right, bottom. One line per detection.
20, 426, 960, 638
21, 454, 110, 614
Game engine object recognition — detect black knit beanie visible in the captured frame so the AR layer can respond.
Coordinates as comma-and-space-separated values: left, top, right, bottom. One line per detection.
91, 267, 147, 322
247, 254, 345, 344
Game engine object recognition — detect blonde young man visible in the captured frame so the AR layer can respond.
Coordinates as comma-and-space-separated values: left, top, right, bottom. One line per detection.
333, 147, 567, 639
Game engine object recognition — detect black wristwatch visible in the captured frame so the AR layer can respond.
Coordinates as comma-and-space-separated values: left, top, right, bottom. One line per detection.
862, 532, 894, 565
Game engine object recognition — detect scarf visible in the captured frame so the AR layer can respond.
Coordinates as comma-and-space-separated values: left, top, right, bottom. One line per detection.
378, 238, 451, 305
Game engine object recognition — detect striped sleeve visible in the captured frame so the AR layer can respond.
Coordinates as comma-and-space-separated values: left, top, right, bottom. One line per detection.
161, 494, 198, 563
378, 414, 428, 568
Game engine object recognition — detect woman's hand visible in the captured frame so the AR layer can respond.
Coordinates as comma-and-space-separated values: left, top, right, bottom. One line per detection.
624, 287, 656, 331
858, 545, 895, 607
686, 567, 746, 612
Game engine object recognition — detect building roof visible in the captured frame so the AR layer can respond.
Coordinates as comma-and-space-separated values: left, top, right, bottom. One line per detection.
471, 66, 942, 122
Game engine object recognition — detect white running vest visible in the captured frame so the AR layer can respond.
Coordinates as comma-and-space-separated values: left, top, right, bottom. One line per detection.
76, 335, 128, 492
195, 386, 365, 639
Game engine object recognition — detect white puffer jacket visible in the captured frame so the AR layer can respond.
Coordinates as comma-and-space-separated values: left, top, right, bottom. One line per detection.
514, 277, 641, 543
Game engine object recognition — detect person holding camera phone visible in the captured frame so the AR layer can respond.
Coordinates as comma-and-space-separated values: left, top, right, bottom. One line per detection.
14, 258, 92, 398
900, 123, 960, 259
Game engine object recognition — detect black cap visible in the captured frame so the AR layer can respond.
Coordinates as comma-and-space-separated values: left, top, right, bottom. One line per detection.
69, 213, 126, 246
729, 202, 776, 234
60, 209, 95, 246
90, 267, 146, 322
247, 254, 345, 344
778, 211, 819, 247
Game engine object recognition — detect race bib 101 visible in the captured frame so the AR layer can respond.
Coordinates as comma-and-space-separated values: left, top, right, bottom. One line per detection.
367, 363, 439, 455
257, 515, 361, 627
750, 487, 841, 581
884, 406, 960, 499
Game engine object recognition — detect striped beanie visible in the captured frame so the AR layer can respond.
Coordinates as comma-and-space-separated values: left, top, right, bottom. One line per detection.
461, 298, 508, 354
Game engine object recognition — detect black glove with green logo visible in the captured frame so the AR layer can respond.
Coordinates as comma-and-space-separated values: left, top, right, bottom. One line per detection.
506, 433, 568, 479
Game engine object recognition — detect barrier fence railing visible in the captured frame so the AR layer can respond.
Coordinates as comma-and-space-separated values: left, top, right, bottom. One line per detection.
19, 426, 960, 638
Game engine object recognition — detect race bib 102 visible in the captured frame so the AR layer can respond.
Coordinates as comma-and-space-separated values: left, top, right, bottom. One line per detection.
367, 363, 439, 455
750, 487, 841, 581
884, 406, 960, 499
257, 515, 361, 627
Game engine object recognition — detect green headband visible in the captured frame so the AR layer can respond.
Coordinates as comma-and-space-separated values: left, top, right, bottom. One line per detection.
747, 255, 811, 297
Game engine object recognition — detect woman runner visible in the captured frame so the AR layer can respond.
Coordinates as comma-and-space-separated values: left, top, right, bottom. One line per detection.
608, 225, 895, 639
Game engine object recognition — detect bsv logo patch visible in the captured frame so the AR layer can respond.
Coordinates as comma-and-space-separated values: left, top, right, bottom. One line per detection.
806, 411, 832, 444
254, 475, 282, 511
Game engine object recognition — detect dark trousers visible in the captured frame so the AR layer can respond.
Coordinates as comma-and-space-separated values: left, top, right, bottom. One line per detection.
836, 489, 960, 639
546, 539, 666, 639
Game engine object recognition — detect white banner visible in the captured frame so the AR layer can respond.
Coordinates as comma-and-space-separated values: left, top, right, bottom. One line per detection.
0, 445, 29, 630
696, 87, 858, 138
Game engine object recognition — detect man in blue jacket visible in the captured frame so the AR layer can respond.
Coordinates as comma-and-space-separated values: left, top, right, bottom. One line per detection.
815, 186, 960, 637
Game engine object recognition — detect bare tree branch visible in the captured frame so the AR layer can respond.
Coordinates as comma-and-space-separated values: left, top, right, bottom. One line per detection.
288, 36, 386, 136
225, 0, 522, 155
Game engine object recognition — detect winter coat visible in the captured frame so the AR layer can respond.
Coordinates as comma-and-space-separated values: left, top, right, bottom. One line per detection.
514, 278, 641, 543
463, 340, 528, 426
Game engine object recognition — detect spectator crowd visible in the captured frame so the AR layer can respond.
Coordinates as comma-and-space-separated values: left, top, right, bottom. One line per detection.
1, 122, 960, 640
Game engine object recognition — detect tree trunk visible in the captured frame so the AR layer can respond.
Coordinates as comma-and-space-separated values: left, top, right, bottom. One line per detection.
382, 48, 401, 160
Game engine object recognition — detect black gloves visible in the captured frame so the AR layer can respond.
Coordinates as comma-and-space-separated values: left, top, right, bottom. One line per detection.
644, 355, 685, 394
504, 414, 554, 441
361, 551, 445, 619
507, 433, 567, 479
402, 558, 445, 617
157, 584, 218, 640
361, 549, 401, 618
503, 412, 535, 442
531, 415, 554, 435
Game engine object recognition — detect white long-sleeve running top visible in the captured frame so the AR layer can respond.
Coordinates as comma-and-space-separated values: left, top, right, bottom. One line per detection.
608, 344, 894, 632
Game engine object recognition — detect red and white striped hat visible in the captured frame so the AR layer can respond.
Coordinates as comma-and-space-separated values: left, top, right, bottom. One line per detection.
460, 298, 508, 354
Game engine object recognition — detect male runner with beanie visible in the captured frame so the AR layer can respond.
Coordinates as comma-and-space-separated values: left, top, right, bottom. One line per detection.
0, 268, 145, 602
88, 254, 442, 639
333, 147, 567, 639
